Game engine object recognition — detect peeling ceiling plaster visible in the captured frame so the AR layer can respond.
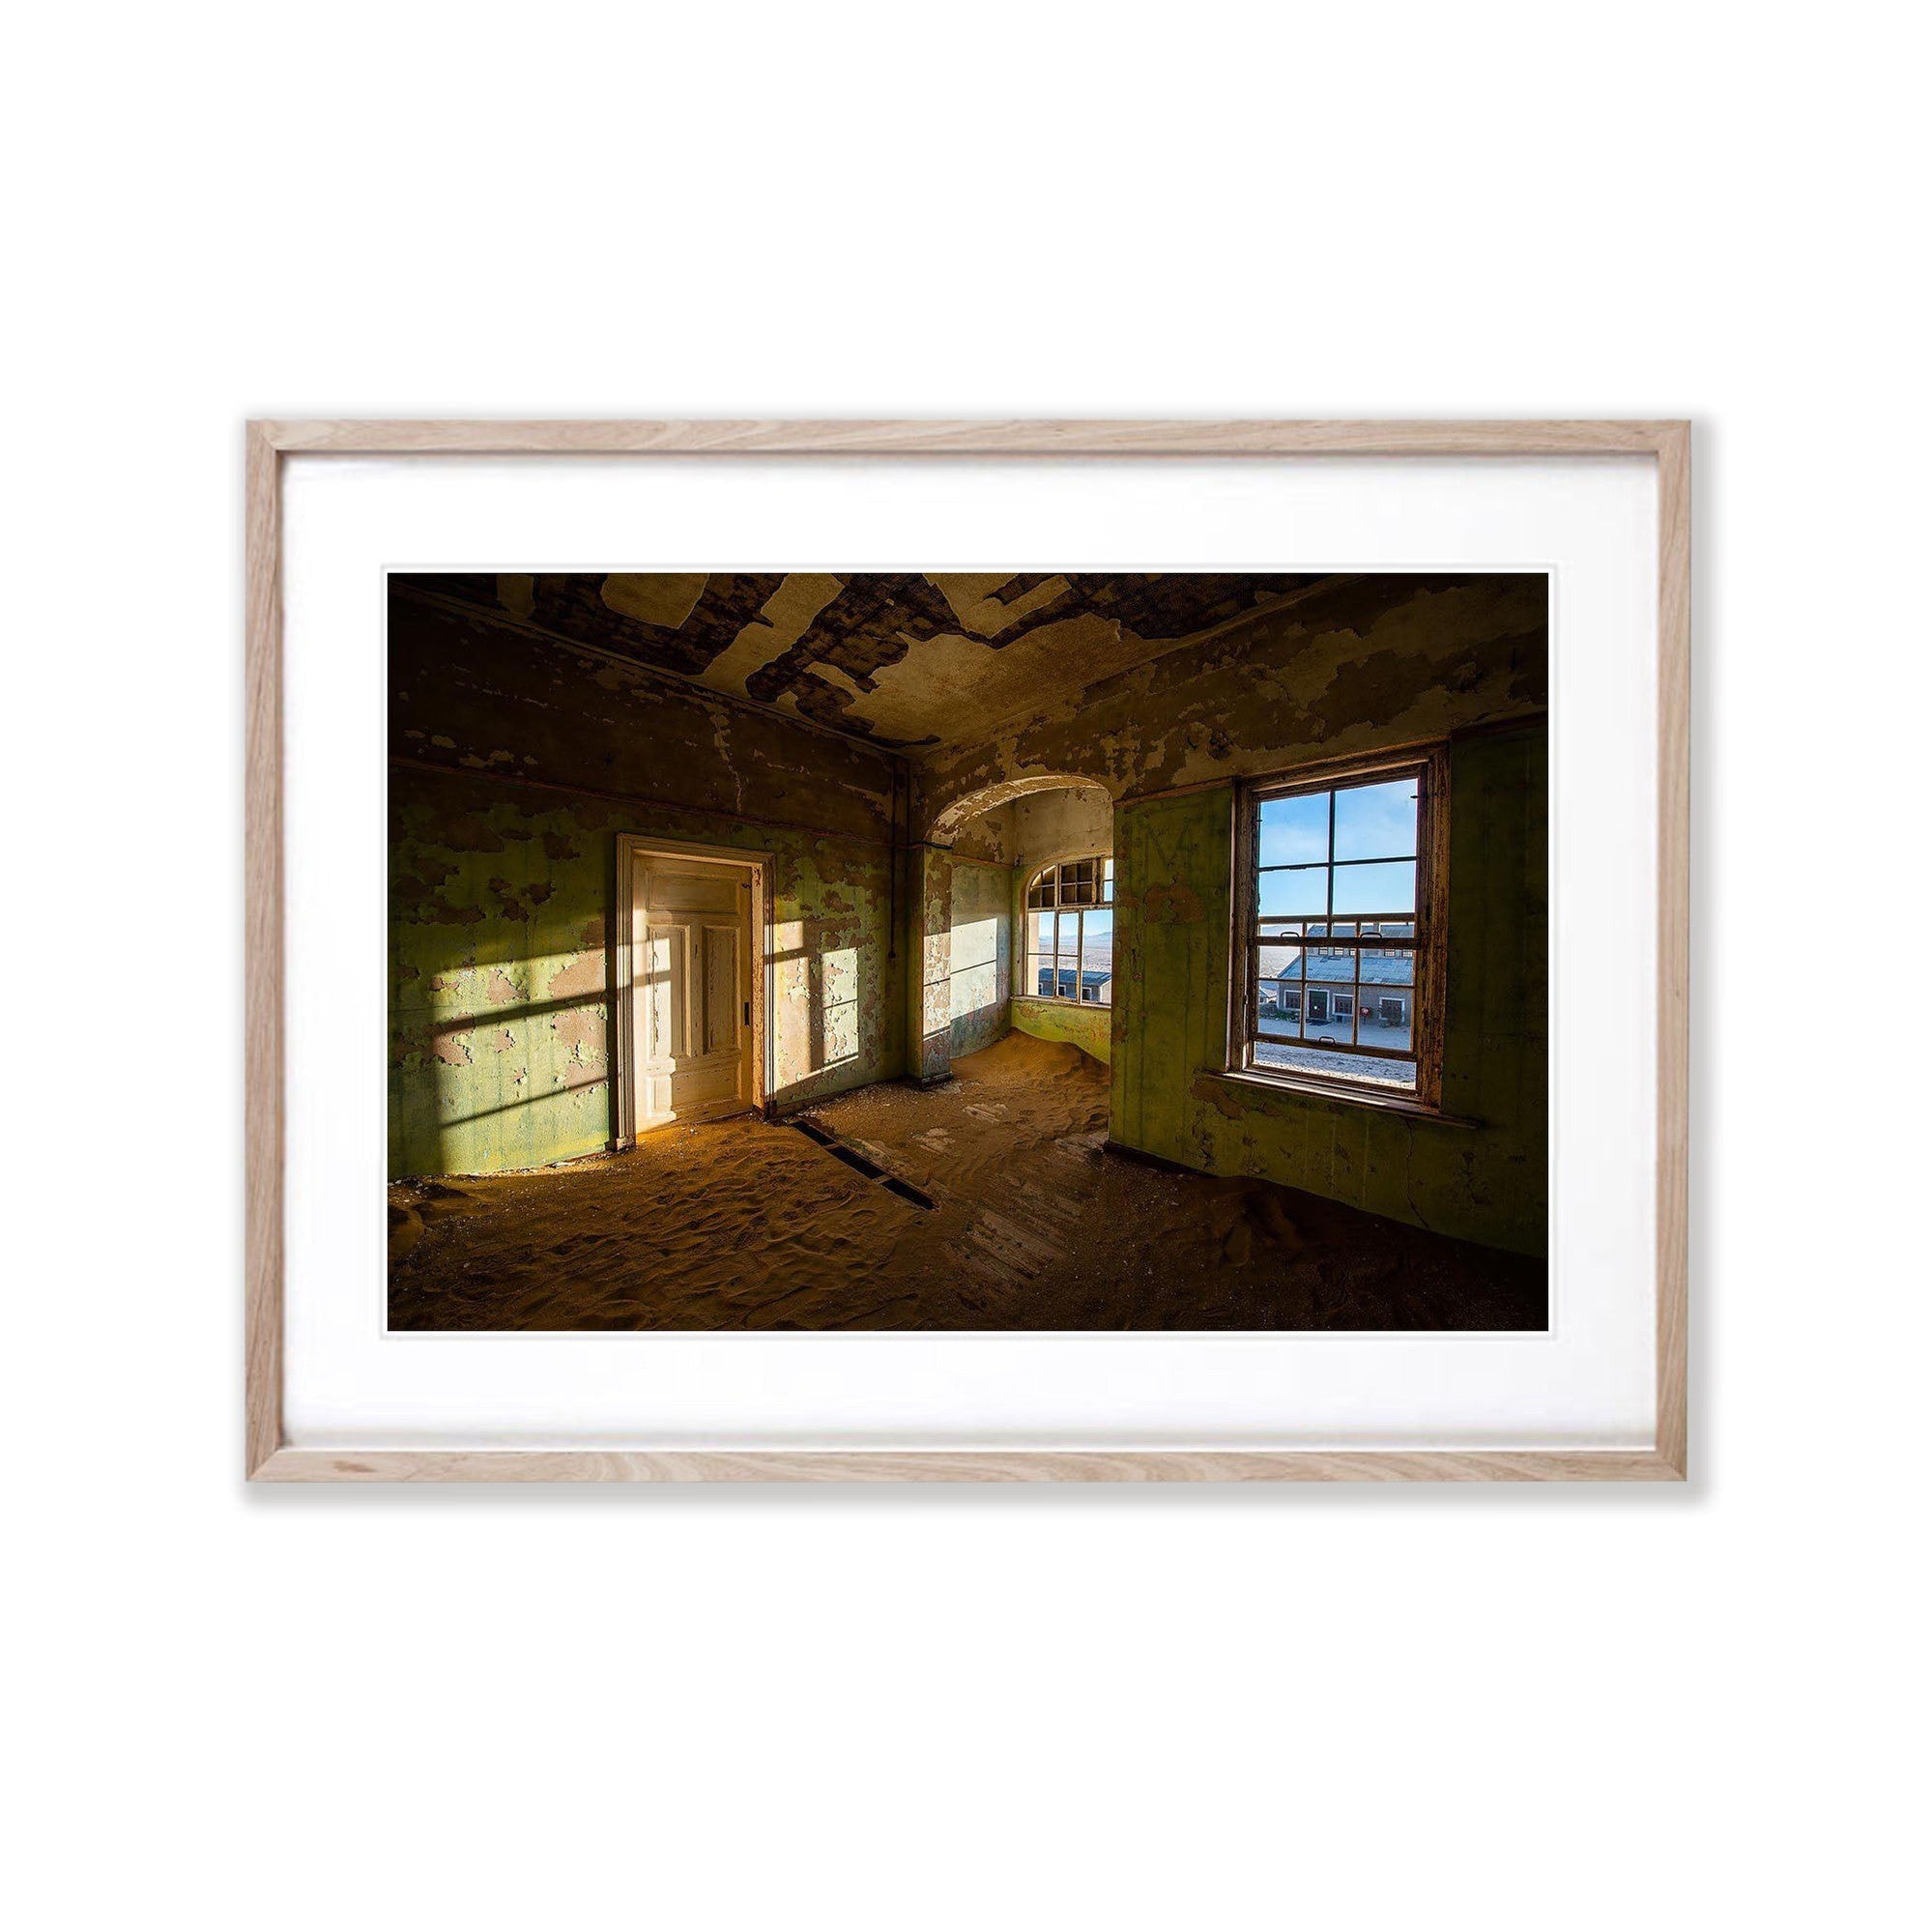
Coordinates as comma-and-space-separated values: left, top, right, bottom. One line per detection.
394, 570, 1342, 754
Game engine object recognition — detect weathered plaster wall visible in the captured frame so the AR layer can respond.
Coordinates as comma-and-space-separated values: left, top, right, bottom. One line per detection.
1110, 728, 1546, 1255
1003, 781, 1117, 1062
935, 786, 1113, 1065
947, 858, 1012, 1058
950, 803, 1014, 864
1011, 996, 1113, 1064
1005, 785, 1111, 877
916, 576, 1547, 838
389, 593, 905, 1175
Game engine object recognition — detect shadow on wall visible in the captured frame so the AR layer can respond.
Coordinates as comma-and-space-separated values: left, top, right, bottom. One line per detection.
390, 787, 897, 1175
769, 917, 863, 1106
390, 800, 616, 1178
946, 904, 1007, 1059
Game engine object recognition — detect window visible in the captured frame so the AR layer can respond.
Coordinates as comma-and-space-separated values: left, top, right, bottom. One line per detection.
1232, 749, 1447, 1103
1024, 855, 1113, 1005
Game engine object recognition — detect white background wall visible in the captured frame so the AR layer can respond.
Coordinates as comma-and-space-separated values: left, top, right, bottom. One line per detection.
8, 6, 1925, 1929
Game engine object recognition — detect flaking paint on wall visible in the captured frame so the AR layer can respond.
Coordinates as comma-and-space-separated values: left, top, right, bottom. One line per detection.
389, 771, 905, 1173
1108, 729, 1547, 1255
947, 859, 1012, 1058
389, 591, 906, 1176
1012, 997, 1112, 1064
917, 575, 1547, 840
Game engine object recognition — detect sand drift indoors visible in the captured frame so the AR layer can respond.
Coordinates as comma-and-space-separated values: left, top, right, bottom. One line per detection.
388, 569, 1549, 1331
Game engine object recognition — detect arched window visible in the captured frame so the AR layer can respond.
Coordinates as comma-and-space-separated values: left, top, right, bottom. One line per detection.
1024, 856, 1113, 1005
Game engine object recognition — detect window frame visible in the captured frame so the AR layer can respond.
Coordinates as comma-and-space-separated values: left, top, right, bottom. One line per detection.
1022, 854, 1114, 1005
1229, 745, 1450, 1110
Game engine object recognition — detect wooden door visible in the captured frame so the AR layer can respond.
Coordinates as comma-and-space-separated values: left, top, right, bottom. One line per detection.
631, 854, 755, 1131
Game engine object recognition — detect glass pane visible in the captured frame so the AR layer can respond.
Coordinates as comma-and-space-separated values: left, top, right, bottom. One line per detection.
1333, 860, 1415, 916
1333, 777, 1418, 861
1258, 866, 1328, 917
1081, 908, 1113, 1006
1255, 942, 1304, 1041
1258, 791, 1329, 866
1302, 979, 1358, 1046
1101, 856, 1114, 901
1256, 941, 1306, 979
1359, 945, 1415, 1053
1054, 909, 1080, 999
1027, 908, 1055, 996
1360, 944, 1415, 985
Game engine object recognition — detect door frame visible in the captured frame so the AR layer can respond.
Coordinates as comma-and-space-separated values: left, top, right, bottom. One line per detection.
612, 833, 773, 1149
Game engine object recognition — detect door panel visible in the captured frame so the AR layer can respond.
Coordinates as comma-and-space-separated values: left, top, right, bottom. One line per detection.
702, 925, 739, 1058
630, 854, 755, 1132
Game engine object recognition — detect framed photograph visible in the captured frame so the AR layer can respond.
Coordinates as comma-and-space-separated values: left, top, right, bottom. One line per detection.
246, 419, 1688, 1482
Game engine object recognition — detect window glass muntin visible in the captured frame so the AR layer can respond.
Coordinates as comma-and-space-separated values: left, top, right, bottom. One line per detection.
1024, 855, 1114, 1005
1241, 759, 1437, 1097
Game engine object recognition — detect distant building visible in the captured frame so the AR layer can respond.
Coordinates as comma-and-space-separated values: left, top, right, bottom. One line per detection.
1038, 966, 1112, 1002
1256, 923, 1413, 1042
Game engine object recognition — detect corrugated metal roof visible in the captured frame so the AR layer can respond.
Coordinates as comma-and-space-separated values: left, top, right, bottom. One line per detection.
1264, 954, 1414, 986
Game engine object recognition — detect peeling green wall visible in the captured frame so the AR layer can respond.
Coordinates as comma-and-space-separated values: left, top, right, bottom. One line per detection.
1110, 729, 1546, 1255
390, 780, 615, 1175
389, 593, 904, 1177
1012, 995, 1113, 1064
919, 575, 1547, 836
1002, 785, 1116, 1065
947, 857, 1012, 1058
389, 770, 905, 1175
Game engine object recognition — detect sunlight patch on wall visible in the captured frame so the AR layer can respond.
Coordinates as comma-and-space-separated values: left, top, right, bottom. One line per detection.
822, 945, 859, 1067
948, 914, 999, 1020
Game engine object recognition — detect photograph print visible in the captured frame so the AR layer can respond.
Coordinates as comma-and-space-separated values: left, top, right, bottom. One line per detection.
388, 569, 1547, 1332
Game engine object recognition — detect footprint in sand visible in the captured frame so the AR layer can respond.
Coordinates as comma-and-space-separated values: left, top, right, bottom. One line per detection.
914, 1129, 953, 1153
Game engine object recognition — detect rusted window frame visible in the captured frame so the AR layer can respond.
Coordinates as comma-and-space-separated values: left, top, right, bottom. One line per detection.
1229, 746, 1449, 1110
1023, 854, 1114, 1005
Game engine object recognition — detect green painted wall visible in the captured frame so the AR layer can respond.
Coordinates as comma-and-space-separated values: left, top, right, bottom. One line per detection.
947, 857, 1012, 1058
1110, 729, 1546, 1255
388, 591, 905, 1178
389, 769, 905, 1176
1012, 995, 1113, 1064
389, 779, 614, 1176
1000, 785, 1118, 1067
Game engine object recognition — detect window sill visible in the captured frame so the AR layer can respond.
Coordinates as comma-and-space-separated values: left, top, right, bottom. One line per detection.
1013, 995, 1111, 1011
1202, 1066, 1481, 1128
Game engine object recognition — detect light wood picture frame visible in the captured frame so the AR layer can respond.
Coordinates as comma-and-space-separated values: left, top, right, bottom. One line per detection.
246, 418, 1689, 1483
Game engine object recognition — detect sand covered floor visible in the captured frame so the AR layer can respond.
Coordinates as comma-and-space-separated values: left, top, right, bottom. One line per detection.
389, 1031, 1546, 1331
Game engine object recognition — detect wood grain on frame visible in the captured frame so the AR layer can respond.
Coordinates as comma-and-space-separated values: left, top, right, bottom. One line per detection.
245, 419, 1690, 1484
256, 418, 1685, 457
245, 422, 283, 1478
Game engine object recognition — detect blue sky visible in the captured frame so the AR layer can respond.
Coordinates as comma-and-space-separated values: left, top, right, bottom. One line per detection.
1259, 780, 1418, 919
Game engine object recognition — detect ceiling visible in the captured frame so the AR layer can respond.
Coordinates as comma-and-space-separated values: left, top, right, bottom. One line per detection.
393, 571, 1340, 752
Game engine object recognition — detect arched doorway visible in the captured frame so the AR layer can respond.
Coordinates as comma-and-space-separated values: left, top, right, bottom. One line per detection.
905, 774, 1114, 1087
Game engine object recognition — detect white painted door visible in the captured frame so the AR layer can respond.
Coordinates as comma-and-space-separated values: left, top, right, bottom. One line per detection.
631, 855, 755, 1131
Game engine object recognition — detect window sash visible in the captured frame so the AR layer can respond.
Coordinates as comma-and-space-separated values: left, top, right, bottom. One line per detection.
1234, 752, 1445, 1098
1025, 857, 1113, 1004
1025, 855, 1114, 911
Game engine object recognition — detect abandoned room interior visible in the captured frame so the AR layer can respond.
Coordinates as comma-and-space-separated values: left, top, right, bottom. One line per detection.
389, 570, 1548, 1331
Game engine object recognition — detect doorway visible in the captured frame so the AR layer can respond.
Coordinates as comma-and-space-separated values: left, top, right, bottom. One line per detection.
614, 836, 770, 1143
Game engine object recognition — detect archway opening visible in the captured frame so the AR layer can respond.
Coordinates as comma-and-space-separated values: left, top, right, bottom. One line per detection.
926, 777, 1115, 1097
